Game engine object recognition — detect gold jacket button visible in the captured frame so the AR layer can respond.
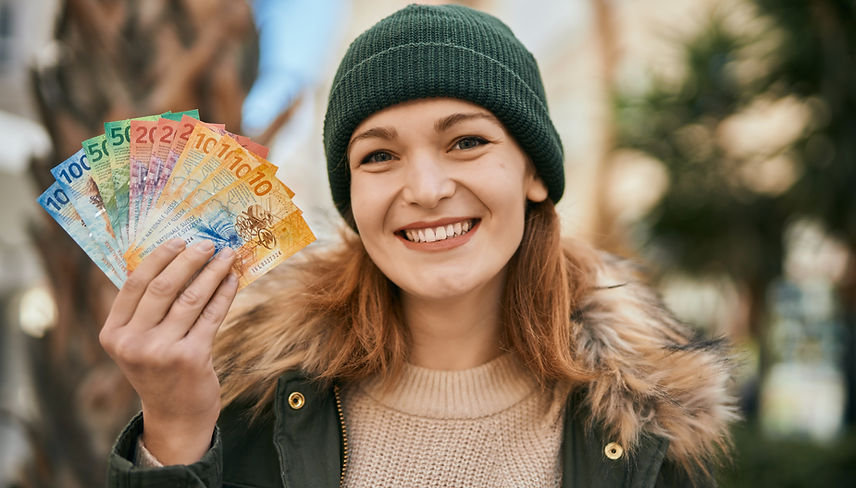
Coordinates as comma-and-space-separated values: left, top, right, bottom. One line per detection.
604, 442, 624, 460
288, 391, 305, 410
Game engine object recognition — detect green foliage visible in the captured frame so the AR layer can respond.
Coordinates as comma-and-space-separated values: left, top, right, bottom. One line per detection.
616, 8, 785, 285
616, 0, 856, 283
756, 0, 856, 247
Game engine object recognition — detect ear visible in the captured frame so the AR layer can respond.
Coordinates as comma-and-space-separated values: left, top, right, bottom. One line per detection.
526, 175, 549, 203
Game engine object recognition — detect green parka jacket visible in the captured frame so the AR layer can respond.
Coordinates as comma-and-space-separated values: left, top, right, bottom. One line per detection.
108, 373, 694, 488
106, 255, 737, 487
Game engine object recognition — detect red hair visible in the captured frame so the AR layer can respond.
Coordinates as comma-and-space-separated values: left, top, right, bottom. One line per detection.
215, 200, 598, 414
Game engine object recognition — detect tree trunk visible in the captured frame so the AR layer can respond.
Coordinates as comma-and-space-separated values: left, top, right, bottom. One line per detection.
589, 0, 626, 255
21, 1, 258, 485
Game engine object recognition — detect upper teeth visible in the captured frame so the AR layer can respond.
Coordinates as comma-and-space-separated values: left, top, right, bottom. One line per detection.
405, 220, 472, 243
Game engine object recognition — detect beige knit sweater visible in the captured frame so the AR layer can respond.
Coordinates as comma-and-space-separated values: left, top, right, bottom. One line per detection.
341, 353, 568, 487
137, 354, 568, 486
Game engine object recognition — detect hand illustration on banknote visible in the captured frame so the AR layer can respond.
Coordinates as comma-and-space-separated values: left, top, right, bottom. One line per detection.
37, 110, 315, 290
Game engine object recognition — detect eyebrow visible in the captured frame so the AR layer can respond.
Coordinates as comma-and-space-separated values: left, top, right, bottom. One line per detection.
435, 112, 500, 132
348, 126, 398, 156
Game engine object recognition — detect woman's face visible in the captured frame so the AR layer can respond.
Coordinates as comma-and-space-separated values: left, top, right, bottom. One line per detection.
348, 98, 548, 302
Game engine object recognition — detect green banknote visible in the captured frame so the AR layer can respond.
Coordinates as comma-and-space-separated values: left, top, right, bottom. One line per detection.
82, 134, 120, 247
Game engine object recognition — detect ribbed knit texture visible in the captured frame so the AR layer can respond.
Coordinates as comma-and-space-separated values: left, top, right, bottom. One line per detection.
323, 4, 565, 224
135, 436, 163, 468
341, 354, 568, 487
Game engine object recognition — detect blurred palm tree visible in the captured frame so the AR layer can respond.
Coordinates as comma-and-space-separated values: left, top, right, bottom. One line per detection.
613, 0, 855, 422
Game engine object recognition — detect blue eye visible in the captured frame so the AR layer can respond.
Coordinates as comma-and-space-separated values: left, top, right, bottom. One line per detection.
362, 151, 393, 164
454, 136, 488, 150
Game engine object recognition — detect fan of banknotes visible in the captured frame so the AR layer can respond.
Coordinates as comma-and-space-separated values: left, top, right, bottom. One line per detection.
37, 109, 315, 290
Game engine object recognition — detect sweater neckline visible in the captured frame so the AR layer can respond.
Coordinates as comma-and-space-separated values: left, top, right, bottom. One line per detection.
358, 353, 538, 419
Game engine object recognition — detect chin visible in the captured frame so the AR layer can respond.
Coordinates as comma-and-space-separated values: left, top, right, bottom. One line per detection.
404, 287, 472, 302
395, 270, 503, 302
396, 279, 464, 299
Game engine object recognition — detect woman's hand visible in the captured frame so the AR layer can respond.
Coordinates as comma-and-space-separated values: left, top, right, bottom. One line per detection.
99, 238, 238, 465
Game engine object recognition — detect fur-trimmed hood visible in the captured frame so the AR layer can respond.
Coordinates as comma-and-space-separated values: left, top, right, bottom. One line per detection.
571, 253, 738, 475
217, 247, 738, 478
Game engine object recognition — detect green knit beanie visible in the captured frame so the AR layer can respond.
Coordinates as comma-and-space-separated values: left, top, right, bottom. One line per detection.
323, 3, 564, 222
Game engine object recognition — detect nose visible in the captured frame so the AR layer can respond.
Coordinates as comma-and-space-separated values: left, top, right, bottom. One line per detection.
401, 153, 455, 208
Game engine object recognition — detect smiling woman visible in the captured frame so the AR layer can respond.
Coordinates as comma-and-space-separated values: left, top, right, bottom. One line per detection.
349, 98, 548, 370
101, 4, 738, 488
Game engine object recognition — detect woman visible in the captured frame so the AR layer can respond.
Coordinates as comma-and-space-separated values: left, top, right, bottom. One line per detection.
102, 4, 737, 487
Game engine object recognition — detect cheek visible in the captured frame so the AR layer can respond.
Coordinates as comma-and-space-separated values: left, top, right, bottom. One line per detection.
350, 177, 389, 234
351, 195, 392, 275
471, 171, 530, 215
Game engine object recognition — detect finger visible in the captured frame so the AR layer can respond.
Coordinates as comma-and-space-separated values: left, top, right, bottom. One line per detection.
159, 247, 237, 340
105, 238, 186, 329
184, 272, 239, 347
130, 240, 217, 328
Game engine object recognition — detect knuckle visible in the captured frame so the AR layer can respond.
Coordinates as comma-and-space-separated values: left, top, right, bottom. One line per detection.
98, 328, 114, 350
177, 287, 204, 308
122, 273, 148, 294
214, 282, 237, 304
199, 304, 225, 324
138, 342, 173, 369
112, 335, 161, 367
111, 335, 142, 364
104, 331, 189, 373
147, 275, 177, 297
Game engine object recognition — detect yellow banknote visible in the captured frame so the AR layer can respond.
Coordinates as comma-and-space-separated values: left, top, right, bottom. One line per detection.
125, 166, 314, 289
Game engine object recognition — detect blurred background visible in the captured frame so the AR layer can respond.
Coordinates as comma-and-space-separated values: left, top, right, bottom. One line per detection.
0, 0, 854, 486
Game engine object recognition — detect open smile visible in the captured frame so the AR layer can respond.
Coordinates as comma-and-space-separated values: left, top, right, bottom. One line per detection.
401, 219, 477, 243
397, 218, 480, 243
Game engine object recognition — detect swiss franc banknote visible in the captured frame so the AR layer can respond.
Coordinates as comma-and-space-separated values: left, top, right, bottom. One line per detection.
38, 110, 315, 290
37, 182, 125, 288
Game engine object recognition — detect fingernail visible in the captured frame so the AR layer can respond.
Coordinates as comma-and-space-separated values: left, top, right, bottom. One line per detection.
194, 240, 214, 252
166, 238, 185, 250
217, 247, 235, 260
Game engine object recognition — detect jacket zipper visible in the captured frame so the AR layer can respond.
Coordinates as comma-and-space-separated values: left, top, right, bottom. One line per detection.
333, 384, 350, 487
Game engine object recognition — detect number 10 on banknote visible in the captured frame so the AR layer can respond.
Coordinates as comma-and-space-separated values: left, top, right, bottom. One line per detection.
38, 110, 315, 290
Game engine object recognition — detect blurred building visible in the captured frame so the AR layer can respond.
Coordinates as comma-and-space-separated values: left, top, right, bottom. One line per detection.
0, 1, 58, 484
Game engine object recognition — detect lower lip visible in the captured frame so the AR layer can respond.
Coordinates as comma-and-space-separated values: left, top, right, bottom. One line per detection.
397, 221, 480, 251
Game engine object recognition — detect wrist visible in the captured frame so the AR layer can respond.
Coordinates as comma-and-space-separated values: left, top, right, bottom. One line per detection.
140, 408, 218, 465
